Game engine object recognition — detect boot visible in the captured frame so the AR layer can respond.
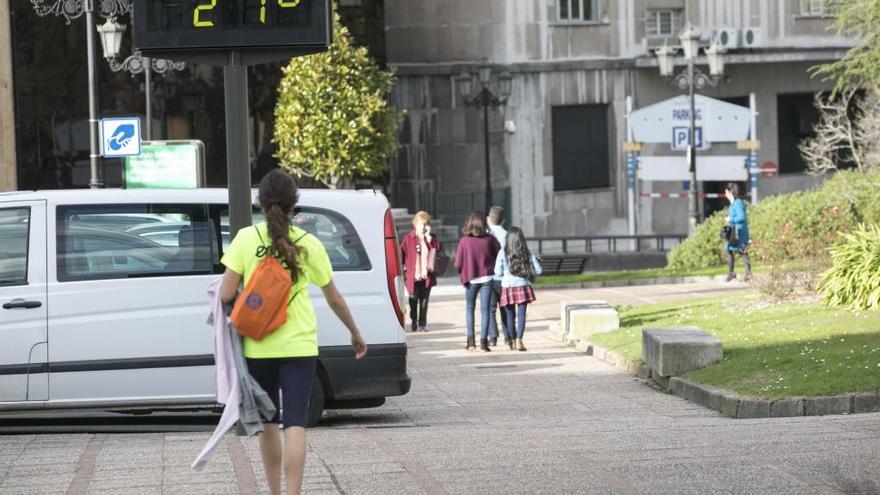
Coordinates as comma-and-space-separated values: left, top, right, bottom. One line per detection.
466, 336, 476, 351
480, 339, 492, 352
517, 339, 527, 352
508, 340, 516, 351
489, 337, 498, 346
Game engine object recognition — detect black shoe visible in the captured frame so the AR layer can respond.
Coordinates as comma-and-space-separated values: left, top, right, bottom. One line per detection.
489, 337, 498, 346
726, 273, 737, 282
480, 339, 492, 352
466, 336, 476, 351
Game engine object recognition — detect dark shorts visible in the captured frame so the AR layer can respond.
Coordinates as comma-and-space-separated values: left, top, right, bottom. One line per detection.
246, 356, 318, 429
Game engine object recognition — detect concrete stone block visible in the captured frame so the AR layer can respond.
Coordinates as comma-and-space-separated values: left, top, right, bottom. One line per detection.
721, 394, 740, 417
737, 399, 771, 419
770, 398, 804, 418
560, 300, 611, 338
574, 340, 592, 354
641, 328, 722, 377
804, 395, 851, 416
852, 392, 880, 414
569, 308, 620, 340
635, 363, 651, 380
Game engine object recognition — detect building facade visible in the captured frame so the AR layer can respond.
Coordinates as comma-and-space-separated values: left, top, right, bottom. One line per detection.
385, 0, 851, 235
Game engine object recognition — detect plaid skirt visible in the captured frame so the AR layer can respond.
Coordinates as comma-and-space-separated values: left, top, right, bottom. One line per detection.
500, 285, 536, 307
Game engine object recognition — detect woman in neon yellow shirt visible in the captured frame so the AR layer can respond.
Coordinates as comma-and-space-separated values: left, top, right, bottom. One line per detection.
219, 169, 367, 495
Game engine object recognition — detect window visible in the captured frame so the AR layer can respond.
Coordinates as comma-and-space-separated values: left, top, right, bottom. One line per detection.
799, 0, 835, 16
777, 93, 821, 174
552, 104, 611, 191
57, 204, 216, 281
217, 207, 371, 271
646, 9, 683, 37
558, 0, 599, 22
0, 208, 30, 286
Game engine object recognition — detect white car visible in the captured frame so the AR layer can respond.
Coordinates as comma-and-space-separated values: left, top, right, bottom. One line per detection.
0, 188, 410, 426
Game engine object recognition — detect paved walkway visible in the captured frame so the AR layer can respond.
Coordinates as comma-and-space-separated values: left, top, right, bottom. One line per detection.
2, 282, 879, 494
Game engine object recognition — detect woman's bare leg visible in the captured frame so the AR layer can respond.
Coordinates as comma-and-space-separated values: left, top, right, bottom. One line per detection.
284, 427, 307, 495
259, 424, 283, 495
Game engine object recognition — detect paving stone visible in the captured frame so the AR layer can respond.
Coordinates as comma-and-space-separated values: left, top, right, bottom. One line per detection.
771, 398, 805, 418
805, 395, 852, 417
737, 399, 771, 419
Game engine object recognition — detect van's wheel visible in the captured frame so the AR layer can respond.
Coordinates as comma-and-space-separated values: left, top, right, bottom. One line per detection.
306, 375, 325, 427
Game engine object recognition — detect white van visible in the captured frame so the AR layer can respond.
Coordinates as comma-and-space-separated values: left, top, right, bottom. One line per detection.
0, 188, 411, 425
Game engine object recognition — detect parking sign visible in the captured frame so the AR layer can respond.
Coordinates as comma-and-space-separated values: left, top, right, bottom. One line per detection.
100, 117, 142, 158
672, 126, 709, 150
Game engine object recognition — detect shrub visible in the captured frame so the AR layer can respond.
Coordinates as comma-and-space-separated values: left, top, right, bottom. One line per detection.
666, 169, 880, 271
818, 224, 880, 311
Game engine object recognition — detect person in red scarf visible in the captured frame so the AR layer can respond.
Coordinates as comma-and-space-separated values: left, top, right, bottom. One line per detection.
400, 211, 442, 332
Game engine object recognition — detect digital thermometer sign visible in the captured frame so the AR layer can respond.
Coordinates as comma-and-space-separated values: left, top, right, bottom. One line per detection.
133, 0, 331, 57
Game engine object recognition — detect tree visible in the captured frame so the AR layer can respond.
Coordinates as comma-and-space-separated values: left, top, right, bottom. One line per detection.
813, 0, 880, 92
273, 15, 402, 188
799, 88, 880, 175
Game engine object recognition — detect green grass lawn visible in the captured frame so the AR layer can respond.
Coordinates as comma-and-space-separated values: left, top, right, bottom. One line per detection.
535, 266, 729, 286
590, 294, 880, 399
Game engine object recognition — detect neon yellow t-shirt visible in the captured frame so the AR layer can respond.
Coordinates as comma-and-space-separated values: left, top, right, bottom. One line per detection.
221, 223, 333, 358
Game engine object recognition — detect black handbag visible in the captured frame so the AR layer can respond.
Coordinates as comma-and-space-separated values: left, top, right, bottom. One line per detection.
721, 225, 739, 244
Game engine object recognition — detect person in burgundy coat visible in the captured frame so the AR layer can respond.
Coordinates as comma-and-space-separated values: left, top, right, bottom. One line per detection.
454, 211, 501, 352
400, 211, 442, 332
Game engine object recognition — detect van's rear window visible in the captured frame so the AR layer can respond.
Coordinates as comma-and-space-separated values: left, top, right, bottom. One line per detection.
56, 204, 216, 282
216, 206, 371, 271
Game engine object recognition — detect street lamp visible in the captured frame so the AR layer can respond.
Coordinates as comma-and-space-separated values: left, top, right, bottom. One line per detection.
30, 0, 132, 188
456, 63, 513, 214
653, 23, 726, 236
97, 18, 186, 141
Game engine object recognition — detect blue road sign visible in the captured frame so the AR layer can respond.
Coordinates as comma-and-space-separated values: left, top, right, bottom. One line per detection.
100, 117, 142, 158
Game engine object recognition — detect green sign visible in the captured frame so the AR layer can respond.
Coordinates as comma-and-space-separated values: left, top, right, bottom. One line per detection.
124, 140, 206, 189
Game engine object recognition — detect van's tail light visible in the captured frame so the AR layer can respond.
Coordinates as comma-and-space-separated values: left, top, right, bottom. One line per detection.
384, 209, 405, 327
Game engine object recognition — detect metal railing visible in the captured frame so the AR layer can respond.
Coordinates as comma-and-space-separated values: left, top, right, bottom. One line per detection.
528, 235, 687, 255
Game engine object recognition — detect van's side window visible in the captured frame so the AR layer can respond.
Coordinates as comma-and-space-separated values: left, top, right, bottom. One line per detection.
0, 207, 30, 286
57, 204, 216, 281
213, 206, 371, 271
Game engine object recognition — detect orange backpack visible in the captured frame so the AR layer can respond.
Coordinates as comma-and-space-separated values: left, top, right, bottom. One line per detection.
231, 227, 305, 341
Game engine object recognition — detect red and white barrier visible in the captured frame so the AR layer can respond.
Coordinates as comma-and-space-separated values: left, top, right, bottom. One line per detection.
639, 192, 728, 199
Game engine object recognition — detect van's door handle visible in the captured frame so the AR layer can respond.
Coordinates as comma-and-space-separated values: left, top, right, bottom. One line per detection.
2, 300, 42, 310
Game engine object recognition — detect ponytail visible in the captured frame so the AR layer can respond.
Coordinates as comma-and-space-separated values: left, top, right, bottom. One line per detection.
258, 169, 305, 283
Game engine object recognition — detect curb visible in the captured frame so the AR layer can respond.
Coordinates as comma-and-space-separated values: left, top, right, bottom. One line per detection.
577, 339, 880, 419
537, 274, 731, 290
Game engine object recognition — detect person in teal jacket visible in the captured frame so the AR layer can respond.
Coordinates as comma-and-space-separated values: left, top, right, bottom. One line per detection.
724, 182, 752, 282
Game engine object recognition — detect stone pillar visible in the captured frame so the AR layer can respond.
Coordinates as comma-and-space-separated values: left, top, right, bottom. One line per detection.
0, 0, 16, 191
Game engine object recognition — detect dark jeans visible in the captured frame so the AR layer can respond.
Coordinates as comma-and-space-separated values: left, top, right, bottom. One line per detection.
488, 279, 509, 340
504, 303, 529, 340
465, 281, 492, 339
408, 280, 431, 330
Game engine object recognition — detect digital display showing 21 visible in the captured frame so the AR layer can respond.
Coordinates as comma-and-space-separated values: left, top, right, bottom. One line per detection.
152, 0, 310, 31
134, 0, 327, 53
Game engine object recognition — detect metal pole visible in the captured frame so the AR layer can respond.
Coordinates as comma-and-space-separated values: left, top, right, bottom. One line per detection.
625, 96, 636, 237
482, 89, 492, 214
85, 0, 102, 188
144, 56, 152, 140
749, 92, 758, 204
224, 50, 253, 237
687, 60, 698, 236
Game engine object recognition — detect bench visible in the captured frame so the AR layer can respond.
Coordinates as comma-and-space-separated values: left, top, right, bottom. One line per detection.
539, 254, 588, 276
642, 328, 722, 378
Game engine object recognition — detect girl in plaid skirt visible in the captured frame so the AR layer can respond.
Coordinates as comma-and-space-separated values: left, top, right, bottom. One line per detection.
493, 227, 542, 351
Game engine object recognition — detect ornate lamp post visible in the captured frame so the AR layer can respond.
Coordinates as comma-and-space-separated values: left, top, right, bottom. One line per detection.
655, 23, 726, 236
97, 18, 185, 140
30, 0, 132, 188
456, 63, 513, 214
